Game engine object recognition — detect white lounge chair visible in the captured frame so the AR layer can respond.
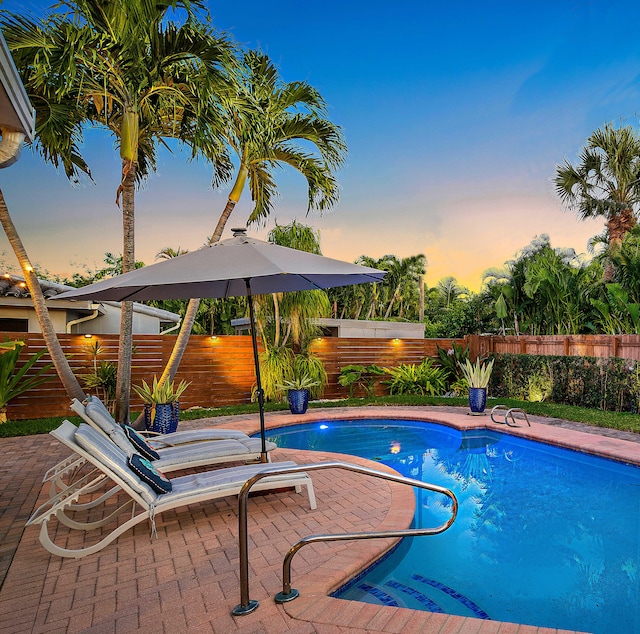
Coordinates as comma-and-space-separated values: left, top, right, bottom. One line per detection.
28, 421, 316, 558
71, 396, 256, 447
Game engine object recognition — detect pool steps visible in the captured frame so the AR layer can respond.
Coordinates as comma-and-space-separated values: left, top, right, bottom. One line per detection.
358, 575, 490, 620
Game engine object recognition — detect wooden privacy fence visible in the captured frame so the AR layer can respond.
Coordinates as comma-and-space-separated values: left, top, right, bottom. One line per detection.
8, 332, 640, 420
468, 334, 640, 362
2, 333, 463, 420
310, 336, 462, 399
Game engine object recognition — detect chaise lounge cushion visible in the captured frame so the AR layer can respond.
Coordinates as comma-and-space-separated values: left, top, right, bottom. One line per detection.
74, 424, 159, 505
85, 397, 118, 435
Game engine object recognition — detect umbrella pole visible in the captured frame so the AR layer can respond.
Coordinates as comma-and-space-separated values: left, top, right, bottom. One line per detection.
245, 279, 268, 462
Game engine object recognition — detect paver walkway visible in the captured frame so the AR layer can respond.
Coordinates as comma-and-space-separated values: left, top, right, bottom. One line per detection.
3, 404, 636, 633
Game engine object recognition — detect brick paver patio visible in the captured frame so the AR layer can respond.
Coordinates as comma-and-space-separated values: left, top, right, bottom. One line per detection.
3, 404, 636, 633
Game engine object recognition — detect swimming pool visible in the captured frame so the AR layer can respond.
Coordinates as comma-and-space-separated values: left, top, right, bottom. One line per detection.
265, 419, 640, 634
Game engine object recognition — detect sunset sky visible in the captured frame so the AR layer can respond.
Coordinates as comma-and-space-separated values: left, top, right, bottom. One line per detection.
1, 0, 638, 290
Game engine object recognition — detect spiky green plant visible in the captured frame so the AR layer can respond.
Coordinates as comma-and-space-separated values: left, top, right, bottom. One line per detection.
277, 375, 321, 391
0, 341, 54, 423
82, 361, 118, 411
131, 376, 191, 404
459, 358, 494, 388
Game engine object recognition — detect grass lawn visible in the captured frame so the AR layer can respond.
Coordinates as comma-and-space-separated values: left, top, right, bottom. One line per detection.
1, 395, 639, 437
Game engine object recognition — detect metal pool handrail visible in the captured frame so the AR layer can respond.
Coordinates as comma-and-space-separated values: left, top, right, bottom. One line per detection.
232, 461, 458, 616
490, 404, 531, 427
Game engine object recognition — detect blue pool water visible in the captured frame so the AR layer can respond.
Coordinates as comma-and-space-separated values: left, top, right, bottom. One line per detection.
265, 419, 640, 634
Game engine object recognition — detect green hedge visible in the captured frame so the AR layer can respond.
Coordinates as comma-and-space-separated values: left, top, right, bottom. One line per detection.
489, 353, 640, 412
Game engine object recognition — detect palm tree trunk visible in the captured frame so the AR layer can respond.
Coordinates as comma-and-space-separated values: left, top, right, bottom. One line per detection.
159, 165, 249, 385
114, 159, 136, 423
384, 287, 400, 319
605, 208, 637, 281
0, 189, 85, 401
272, 293, 281, 348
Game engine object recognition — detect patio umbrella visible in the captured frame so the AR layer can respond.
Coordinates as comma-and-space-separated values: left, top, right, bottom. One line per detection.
55, 228, 386, 460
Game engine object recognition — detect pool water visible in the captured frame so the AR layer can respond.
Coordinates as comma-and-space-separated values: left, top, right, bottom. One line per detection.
265, 419, 640, 634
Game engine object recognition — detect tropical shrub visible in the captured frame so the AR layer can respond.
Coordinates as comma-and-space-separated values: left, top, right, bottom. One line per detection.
436, 342, 470, 388
338, 364, 385, 397
490, 353, 638, 411
256, 345, 294, 402
291, 353, 327, 399
0, 341, 54, 423
383, 359, 447, 396
256, 348, 327, 402
527, 368, 553, 402
82, 360, 118, 410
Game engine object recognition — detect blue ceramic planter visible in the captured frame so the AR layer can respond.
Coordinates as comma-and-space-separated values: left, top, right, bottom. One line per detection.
145, 402, 180, 434
468, 387, 487, 414
288, 389, 310, 414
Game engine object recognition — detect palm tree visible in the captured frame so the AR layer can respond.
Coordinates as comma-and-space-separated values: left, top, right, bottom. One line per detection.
610, 226, 640, 303
351, 255, 386, 319
522, 247, 593, 334
2, 1, 233, 421
159, 50, 346, 386
253, 221, 330, 401
156, 247, 190, 261
435, 276, 468, 308
380, 254, 426, 319
555, 124, 640, 281
260, 221, 330, 350
482, 267, 515, 335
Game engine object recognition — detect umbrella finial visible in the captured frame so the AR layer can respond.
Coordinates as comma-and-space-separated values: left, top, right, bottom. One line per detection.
231, 227, 247, 237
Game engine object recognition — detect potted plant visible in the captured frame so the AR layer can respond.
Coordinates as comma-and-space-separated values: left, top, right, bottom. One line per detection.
459, 357, 494, 414
131, 376, 191, 433
278, 374, 320, 414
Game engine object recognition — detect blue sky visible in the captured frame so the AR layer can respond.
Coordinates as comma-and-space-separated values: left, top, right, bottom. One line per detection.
1, 0, 639, 289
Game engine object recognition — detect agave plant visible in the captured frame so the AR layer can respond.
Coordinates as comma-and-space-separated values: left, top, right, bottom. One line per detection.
131, 376, 191, 404
277, 374, 321, 392
459, 358, 494, 388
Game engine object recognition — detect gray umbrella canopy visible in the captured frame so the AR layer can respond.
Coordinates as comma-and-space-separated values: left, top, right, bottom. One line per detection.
55, 229, 385, 302
56, 229, 385, 460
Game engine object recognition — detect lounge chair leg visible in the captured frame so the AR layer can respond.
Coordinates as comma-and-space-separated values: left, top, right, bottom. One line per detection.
305, 479, 317, 510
